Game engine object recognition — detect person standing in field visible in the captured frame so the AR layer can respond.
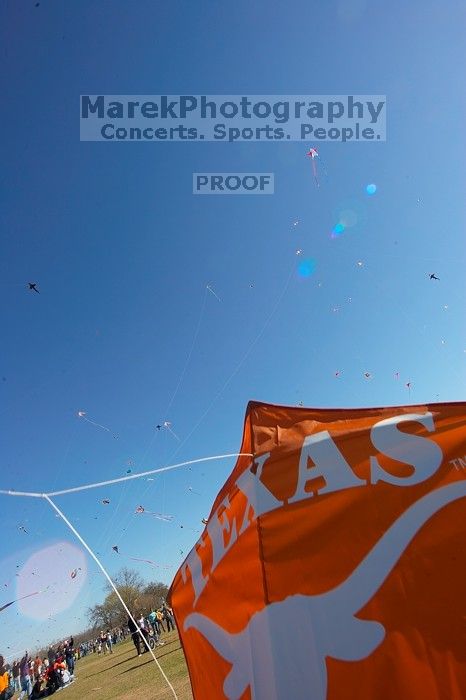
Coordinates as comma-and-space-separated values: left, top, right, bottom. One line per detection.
0, 655, 12, 700
156, 608, 166, 633
65, 644, 75, 675
11, 661, 20, 694
105, 630, 113, 654
18, 653, 32, 700
127, 616, 142, 657
33, 655, 42, 680
137, 614, 150, 653
162, 604, 175, 632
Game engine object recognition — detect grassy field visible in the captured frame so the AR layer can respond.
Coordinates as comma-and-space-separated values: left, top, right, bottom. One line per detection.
56, 632, 193, 700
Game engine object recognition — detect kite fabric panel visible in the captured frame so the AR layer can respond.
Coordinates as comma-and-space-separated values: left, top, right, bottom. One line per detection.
169, 401, 466, 700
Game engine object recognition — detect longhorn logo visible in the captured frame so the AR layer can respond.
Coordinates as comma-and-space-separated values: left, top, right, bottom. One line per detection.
185, 481, 466, 700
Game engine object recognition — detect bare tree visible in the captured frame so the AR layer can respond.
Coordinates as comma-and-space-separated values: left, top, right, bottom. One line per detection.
87, 568, 147, 628
105, 567, 145, 593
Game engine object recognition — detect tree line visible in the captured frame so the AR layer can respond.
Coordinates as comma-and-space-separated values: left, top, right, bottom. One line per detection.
87, 568, 170, 632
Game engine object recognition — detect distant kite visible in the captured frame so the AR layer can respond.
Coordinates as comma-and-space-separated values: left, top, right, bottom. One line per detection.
429, 273, 440, 280
28, 282, 40, 294
135, 505, 173, 521
77, 411, 118, 438
206, 284, 221, 302
112, 544, 168, 569
1, 590, 40, 613
306, 147, 322, 187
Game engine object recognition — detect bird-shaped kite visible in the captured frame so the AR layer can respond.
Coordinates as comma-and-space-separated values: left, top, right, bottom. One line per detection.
306, 147, 321, 187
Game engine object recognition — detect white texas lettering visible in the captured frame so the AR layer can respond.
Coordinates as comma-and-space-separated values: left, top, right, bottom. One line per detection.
289, 430, 365, 503
182, 412, 444, 605
181, 540, 208, 604
370, 412, 443, 486
208, 494, 239, 570
182, 453, 279, 603
235, 452, 282, 533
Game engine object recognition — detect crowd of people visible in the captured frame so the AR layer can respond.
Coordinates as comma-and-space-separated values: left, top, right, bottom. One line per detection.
127, 604, 176, 656
0, 604, 176, 699
79, 628, 127, 657
0, 639, 76, 700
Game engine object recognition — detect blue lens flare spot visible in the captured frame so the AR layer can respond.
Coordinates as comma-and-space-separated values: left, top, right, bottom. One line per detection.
332, 223, 345, 237
298, 258, 316, 277
366, 183, 377, 195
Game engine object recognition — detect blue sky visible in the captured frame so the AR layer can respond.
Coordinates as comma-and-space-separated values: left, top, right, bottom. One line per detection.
1, 0, 465, 656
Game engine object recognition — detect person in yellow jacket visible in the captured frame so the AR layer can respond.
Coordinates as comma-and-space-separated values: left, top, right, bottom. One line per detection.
0, 654, 13, 700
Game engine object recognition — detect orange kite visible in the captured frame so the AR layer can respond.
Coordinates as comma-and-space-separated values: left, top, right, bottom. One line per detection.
170, 401, 466, 699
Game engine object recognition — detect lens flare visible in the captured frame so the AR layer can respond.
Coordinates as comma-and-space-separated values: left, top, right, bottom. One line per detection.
17, 541, 87, 620
366, 183, 377, 195
331, 223, 345, 238
298, 259, 316, 278
339, 208, 358, 228
333, 198, 367, 232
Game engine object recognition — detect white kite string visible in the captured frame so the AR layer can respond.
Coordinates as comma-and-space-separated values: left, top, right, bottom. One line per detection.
102, 288, 209, 547
42, 495, 178, 700
137, 286, 208, 471
164, 286, 208, 420
165, 260, 296, 463
0, 452, 254, 499
48, 452, 253, 497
